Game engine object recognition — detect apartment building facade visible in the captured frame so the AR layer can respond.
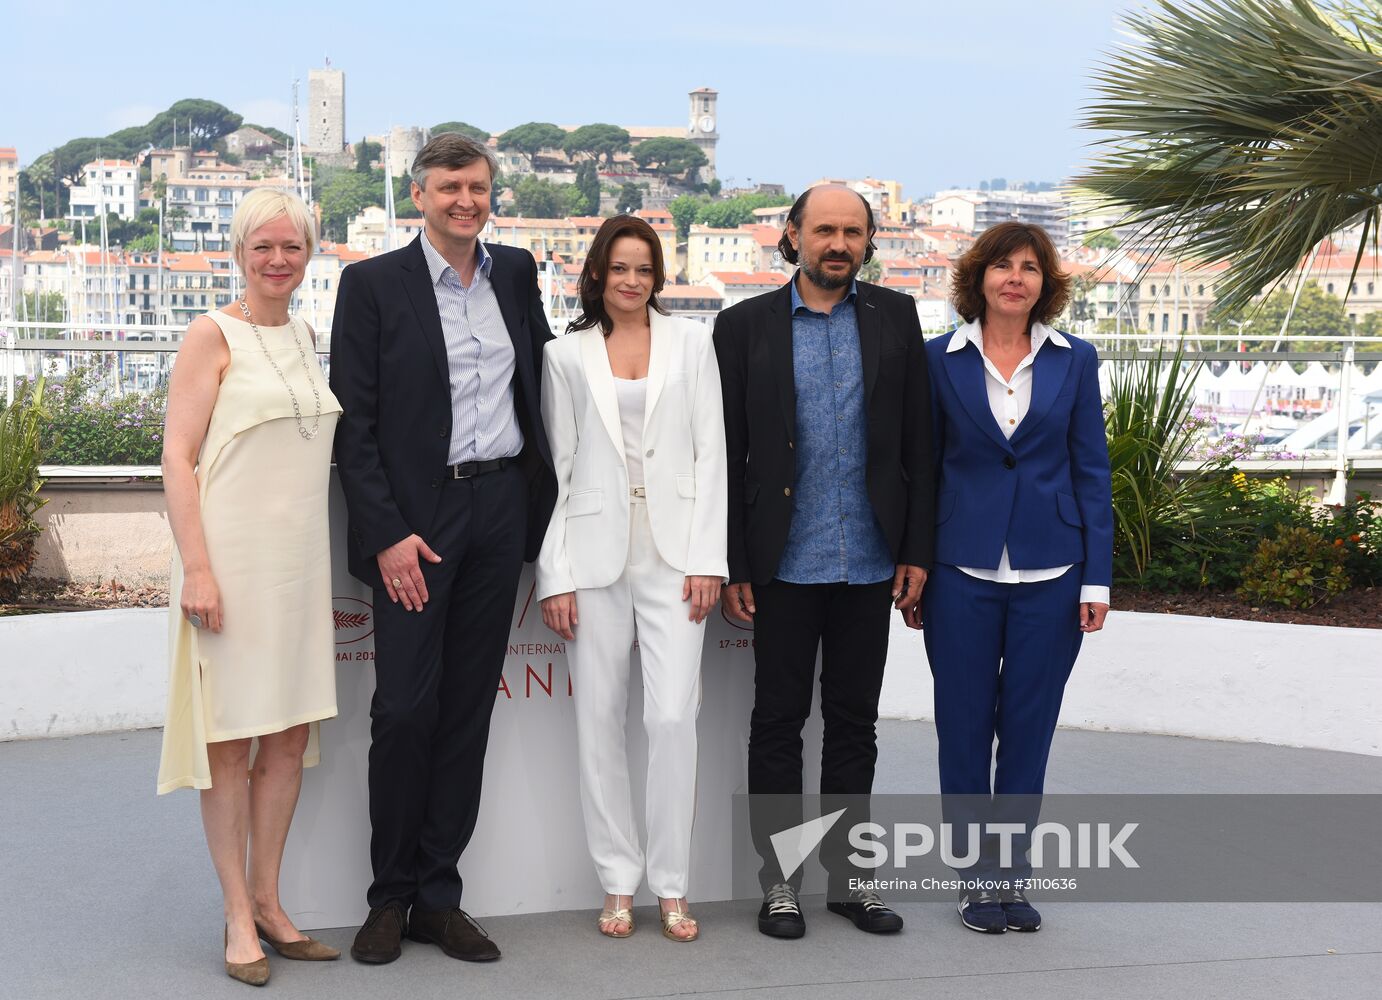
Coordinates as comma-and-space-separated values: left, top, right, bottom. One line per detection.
0, 148, 18, 222
68, 160, 139, 222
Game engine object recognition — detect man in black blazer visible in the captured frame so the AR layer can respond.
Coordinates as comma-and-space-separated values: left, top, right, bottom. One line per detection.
714, 185, 934, 938
330, 133, 555, 965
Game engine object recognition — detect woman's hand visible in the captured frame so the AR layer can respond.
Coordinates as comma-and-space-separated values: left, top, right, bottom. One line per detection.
1080, 602, 1110, 633
541, 592, 579, 640
181, 567, 223, 633
899, 601, 924, 630
683, 575, 722, 624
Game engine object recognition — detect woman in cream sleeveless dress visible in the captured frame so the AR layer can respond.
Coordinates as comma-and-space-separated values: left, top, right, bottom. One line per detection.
157, 190, 342, 984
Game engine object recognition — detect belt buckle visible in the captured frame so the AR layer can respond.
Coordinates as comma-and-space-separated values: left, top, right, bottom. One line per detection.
630, 486, 646, 498
452, 464, 473, 480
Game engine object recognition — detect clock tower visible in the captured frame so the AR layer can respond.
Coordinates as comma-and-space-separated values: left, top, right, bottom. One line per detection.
687, 87, 719, 182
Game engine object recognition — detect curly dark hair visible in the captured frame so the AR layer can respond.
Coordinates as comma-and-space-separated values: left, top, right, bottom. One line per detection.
949, 221, 1070, 325
568, 215, 669, 336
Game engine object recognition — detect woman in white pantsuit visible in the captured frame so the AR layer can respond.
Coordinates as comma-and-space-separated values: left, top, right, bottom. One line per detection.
538, 215, 727, 942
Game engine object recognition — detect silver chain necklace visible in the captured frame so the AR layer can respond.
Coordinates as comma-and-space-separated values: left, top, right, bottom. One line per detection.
237, 299, 323, 441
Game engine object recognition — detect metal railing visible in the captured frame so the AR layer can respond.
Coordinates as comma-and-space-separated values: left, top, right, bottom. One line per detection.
6, 319, 1382, 496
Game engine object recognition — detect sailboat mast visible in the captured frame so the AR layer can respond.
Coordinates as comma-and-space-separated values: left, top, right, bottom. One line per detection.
4, 183, 19, 405
383, 132, 396, 253
291, 78, 308, 204
291, 79, 318, 328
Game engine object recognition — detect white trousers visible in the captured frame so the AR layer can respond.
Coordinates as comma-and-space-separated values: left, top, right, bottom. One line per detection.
567, 499, 704, 898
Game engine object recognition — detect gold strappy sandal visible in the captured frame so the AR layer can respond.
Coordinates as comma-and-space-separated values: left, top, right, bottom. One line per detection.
597, 896, 635, 939
659, 899, 699, 942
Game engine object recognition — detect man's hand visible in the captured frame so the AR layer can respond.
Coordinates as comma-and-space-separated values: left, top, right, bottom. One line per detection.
724, 582, 755, 623
683, 576, 722, 624
1079, 602, 1110, 633
892, 564, 927, 612
541, 592, 579, 640
377, 534, 443, 612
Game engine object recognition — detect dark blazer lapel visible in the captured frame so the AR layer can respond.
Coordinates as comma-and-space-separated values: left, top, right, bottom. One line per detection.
767, 282, 796, 440
942, 337, 1015, 453
856, 283, 881, 402
487, 243, 538, 401
399, 236, 449, 386
1011, 335, 1073, 446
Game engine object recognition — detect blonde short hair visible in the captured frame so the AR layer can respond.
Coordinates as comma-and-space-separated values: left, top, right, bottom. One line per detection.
230, 188, 316, 266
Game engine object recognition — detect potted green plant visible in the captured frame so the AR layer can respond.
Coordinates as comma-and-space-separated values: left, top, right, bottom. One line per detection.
0, 378, 50, 603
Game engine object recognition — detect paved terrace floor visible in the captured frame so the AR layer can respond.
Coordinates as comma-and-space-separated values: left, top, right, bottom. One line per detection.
6, 721, 1380, 1000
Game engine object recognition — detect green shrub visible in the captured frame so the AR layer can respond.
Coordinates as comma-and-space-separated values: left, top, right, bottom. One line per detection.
1105, 346, 1259, 589
1318, 491, 1382, 587
1238, 525, 1351, 609
26, 363, 166, 466
0, 378, 49, 602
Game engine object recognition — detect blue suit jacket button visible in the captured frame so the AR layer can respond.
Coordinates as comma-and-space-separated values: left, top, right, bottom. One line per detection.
1003, 455, 1016, 469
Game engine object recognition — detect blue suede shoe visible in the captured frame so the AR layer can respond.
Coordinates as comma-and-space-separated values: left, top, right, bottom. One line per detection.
957, 888, 1006, 934
1000, 885, 1042, 932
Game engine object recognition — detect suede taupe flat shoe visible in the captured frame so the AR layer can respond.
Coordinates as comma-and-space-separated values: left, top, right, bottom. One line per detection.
225, 926, 270, 987
256, 921, 341, 961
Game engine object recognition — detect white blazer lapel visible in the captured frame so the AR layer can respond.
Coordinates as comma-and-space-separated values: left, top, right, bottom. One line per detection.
578, 328, 627, 470
643, 308, 673, 437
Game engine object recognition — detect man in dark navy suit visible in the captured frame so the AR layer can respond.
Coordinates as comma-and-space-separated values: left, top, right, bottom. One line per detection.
714, 185, 935, 938
330, 133, 554, 965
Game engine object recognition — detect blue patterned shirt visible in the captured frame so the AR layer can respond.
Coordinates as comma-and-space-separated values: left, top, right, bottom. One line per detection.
775, 277, 893, 585
419, 229, 524, 464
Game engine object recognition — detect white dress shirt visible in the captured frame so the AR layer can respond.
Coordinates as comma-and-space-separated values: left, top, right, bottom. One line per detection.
947, 321, 1110, 606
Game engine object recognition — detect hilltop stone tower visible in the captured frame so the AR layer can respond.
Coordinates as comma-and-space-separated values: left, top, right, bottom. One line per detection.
308, 61, 346, 154
687, 87, 719, 182
388, 126, 429, 179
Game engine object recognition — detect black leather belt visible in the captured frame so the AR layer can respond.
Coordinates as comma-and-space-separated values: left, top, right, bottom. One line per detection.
448, 457, 511, 479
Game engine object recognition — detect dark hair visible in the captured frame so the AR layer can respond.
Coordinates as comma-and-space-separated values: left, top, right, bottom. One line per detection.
776, 186, 878, 265
411, 132, 498, 187
949, 221, 1070, 325
568, 215, 669, 335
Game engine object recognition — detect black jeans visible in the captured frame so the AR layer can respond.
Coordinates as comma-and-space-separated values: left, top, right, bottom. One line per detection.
366, 463, 527, 912
747, 578, 893, 894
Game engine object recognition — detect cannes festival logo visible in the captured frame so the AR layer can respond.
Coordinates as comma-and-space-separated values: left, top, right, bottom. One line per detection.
333, 596, 374, 644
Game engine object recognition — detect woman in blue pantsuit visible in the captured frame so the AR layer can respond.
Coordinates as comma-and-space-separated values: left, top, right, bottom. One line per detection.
906, 222, 1113, 934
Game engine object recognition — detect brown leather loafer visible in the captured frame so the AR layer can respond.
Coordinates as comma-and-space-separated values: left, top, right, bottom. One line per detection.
350, 903, 407, 965
407, 907, 500, 962
256, 921, 341, 961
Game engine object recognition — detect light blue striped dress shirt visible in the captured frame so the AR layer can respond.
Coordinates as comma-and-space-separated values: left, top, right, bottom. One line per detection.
419, 230, 524, 464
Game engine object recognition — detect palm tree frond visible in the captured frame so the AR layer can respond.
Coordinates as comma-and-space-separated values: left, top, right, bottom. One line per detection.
1075, 0, 1382, 312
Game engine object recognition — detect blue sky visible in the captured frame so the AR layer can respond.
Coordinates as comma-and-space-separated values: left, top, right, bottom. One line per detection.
11, 0, 1145, 197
